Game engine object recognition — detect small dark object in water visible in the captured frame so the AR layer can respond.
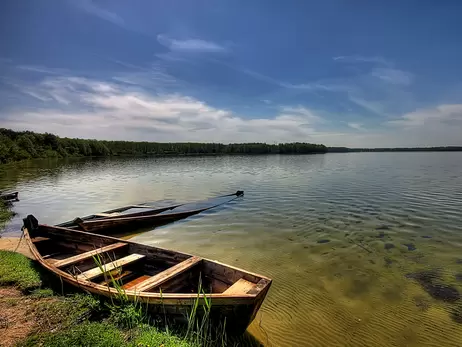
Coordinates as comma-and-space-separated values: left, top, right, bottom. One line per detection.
376, 231, 386, 238
421, 235, 432, 239
376, 225, 391, 230
403, 243, 416, 251
317, 239, 330, 244
405, 269, 440, 283
455, 273, 462, 282
384, 257, 393, 267
384, 243, 395, 250
426, 283, 460, 302
451, 305, 462, 324
413, 296, 430, 312
406, 269, 460, 303
456, 259, 462, 264
287, 237, 294, 242
369, 260, 376, 264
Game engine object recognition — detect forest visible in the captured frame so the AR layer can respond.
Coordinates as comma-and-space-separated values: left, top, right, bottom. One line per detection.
0, 128, 327, 164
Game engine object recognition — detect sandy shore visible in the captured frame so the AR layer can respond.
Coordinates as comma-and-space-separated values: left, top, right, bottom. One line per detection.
0, 237, 33, 259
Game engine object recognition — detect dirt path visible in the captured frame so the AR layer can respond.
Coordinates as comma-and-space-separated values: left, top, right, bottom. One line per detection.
0, 287, 37, 347
0, 237, 33, 259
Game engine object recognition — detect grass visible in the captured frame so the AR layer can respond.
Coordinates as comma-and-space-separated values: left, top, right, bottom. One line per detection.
0, 250, 42, 291
19, 322, 126, 347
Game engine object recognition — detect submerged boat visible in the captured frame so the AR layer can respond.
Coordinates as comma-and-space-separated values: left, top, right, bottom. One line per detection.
1, 191, 19, 202
22, 215, 271, 333
58, 191, 244, 233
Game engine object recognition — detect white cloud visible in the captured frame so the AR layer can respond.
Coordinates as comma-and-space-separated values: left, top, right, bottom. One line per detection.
371, 68, 413, 85
4, 76, 462, 148
348, 96, 386, 116
347, 122, 365, 131
75, 0, 124, 26
387, 104, 462, 127
333, 55, 391, 66
2, 77, 327, 143
157, 34, 227, 53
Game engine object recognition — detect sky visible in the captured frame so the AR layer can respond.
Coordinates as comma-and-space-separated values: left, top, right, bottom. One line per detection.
1, 0, 462, 147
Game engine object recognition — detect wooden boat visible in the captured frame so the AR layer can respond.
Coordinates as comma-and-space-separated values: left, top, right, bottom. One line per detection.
1, 191, 19, 202
22, 215, 271, 333
57, 191, 244, 233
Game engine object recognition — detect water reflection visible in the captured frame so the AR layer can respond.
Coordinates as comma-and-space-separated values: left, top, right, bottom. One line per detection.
2, 153, 462, 346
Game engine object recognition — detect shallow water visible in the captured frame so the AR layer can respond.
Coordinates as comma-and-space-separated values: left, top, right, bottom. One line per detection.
2, 153, 462, 346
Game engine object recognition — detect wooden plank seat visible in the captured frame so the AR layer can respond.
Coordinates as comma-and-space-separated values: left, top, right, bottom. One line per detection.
76, 253, 145, 281
223, 278, 256, 295
131, 256, 202, 292
54, 242, 128, 268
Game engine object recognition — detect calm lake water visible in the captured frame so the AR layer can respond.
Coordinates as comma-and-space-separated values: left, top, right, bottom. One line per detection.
2, 153, 462, 346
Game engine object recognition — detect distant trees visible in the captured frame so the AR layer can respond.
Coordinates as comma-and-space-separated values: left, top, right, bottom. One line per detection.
0, 128, 327, 164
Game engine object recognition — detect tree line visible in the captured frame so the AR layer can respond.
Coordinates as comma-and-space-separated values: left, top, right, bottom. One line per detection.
0, 128, 327, 164
328, 147, 462, 153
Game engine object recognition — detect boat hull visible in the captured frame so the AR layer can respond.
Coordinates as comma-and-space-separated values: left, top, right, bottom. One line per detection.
58, 191, 244, 233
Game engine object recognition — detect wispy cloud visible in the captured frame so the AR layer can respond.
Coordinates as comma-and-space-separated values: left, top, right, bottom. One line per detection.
75, 0, 124, 26
348, 96, 386, 116
387, 104, 462, 127
157, 34, 227, 53
371, 68, 413, 85
347, 122, 366, 131
333, 55, 391, 66
2, 76, 330, 143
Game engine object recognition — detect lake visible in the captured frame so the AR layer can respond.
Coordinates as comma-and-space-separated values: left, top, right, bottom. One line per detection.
1, 152, 462, 346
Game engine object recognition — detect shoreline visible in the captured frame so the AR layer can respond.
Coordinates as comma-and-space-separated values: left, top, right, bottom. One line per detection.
0, 237, 33, 259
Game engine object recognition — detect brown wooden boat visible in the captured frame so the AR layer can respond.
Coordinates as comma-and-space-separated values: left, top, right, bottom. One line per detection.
1, 191, 19, 202
22, 215, 271, 333
57, 191, 244, 233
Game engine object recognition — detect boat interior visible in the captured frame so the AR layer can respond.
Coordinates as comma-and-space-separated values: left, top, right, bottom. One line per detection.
29, 224, 263, 296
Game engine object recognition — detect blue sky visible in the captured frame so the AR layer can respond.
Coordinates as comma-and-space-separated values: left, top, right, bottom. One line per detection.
1, 0, 462, 147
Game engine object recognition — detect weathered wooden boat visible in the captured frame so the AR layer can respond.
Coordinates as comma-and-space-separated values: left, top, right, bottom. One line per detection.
1, 191, 19, 202
22, 215, 271, 333
57, 191, 244, 233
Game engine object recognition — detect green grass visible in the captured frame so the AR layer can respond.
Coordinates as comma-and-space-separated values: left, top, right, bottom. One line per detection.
19, 322, 126, 347
0, 250, 42, 291
133, 326, 195, 347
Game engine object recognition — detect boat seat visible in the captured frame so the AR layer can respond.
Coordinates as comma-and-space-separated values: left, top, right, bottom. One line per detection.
223, 278, 256, 295
131, 256, 202, 292
76, 253, 145, 281
122, 275, 152, 289
54, 242, 127, 268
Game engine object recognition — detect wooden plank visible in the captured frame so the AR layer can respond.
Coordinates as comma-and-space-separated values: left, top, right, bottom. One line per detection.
122, 275, 152, 290
54, 242, 128, 268
223, 278, 256, 295
76, 253, 145, 281
133, 256, 202, 292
